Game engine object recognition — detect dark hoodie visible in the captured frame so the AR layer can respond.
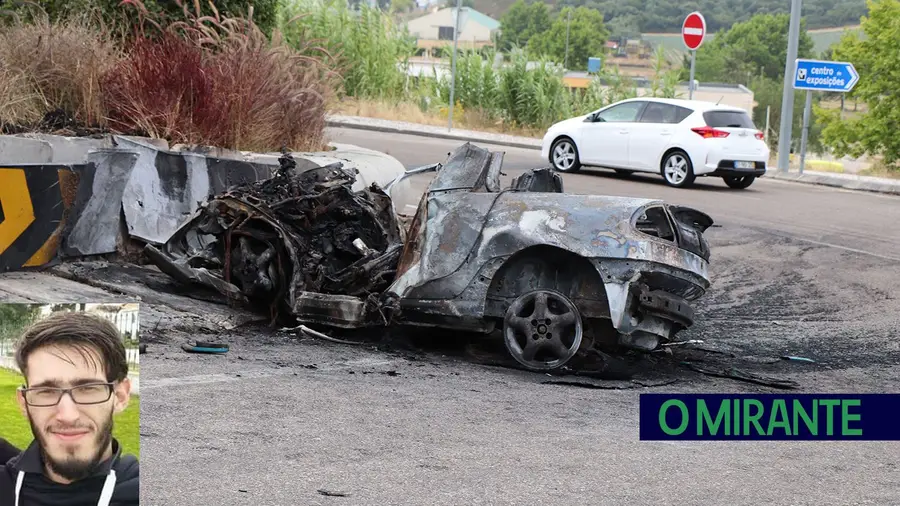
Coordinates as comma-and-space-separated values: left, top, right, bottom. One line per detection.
0, 439, 19, 466
0, 438, 138, 506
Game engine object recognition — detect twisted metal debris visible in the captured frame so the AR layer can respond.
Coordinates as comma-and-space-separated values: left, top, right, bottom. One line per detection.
145, 152, 403, 321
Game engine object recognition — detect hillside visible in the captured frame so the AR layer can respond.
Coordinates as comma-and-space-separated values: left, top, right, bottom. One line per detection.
644, 25, 862, 56
472, 0, 868, 32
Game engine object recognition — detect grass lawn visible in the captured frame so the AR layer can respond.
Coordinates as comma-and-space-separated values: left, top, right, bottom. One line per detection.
0, 368, 140, 459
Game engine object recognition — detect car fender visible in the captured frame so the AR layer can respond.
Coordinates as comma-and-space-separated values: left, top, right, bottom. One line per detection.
657, 143, 699, 172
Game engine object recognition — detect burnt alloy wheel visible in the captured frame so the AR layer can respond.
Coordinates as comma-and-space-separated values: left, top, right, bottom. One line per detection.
723, 175, 756, 189
502, 289, 583, 372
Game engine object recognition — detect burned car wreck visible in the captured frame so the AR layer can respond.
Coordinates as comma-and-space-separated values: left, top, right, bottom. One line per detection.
146, 143, 714, 372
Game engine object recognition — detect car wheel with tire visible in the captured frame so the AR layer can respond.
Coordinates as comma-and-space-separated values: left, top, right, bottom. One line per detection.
661, 150, 696, 188
723, 175, 756, 189
550, 138, 581, 173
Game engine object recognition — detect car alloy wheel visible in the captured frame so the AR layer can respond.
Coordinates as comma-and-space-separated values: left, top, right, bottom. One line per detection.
550, 139, 580, 172
503, 289, 583, 372
662, 151, 695, 188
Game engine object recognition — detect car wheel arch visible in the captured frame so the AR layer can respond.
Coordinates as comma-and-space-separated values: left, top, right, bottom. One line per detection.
483, 245, 609, 319
551, 134, 577, 148
659, 147, 694, 173
550, 135, 581, 155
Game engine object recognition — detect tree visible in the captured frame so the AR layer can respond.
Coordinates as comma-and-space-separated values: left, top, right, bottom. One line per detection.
498, 0, 552, 52
677, 14, 821, 153
477, 0, 869, 33
687, 13, 815, 83
817, 0, 900, 168
391, 0, 416, 13
0, 304, 40, 343
527, 6, 608, 70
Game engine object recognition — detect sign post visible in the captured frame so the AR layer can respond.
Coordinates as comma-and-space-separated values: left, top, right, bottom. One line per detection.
777, 0, 802, 173
447, 0, 463, 131
792, 58, 859, 173
682, 12, 706, 100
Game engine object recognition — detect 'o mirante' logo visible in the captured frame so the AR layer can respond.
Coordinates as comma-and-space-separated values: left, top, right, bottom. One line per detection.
640, 394, 900, 440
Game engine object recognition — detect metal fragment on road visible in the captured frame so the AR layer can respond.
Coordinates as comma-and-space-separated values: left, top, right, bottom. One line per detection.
317, 489, 350, 498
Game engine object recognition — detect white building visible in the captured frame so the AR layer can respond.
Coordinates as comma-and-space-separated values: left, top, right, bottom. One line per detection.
405, 7, 501, 55
37, 303, 140, 342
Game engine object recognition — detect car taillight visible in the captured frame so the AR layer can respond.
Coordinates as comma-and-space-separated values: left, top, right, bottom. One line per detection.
692, 126, 730, 138
755, 131, 765, 140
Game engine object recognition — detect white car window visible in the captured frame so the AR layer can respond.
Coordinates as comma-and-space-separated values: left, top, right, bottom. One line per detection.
597, 102, 645, 123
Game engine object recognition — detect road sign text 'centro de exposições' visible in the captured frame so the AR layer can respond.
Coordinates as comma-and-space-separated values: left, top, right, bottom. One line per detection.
793, 59, 859, 93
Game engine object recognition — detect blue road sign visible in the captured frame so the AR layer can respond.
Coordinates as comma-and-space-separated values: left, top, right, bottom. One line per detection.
793, 59, 859, 92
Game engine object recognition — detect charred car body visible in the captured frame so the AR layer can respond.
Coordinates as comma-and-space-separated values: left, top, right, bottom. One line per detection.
148, 143, 714, 372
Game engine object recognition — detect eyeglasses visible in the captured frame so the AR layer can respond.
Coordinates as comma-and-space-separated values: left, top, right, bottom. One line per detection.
19, 383, 116, 407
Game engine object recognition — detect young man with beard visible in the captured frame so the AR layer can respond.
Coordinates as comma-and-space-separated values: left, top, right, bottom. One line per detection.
0, 311, 139, 506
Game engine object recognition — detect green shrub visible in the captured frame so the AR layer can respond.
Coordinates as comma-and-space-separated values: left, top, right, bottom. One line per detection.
2, 0, 280, 36
280, 0, 415, 100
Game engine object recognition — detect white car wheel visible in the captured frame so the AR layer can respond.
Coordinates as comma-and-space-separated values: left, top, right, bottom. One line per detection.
662, 151, 695, 188
550, 138, 581, 172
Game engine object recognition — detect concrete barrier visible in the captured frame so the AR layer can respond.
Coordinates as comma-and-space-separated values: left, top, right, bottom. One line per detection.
0, 134, 409, 271
64, 150, 139, 256
8, 133, 114, 164
0, 137, 53, 163
0, 164, 83, 271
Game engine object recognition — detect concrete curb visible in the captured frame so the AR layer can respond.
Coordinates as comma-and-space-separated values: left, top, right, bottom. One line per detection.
326, 116, 543, 151
327, 116, 900, 196
766, 170, 900, 196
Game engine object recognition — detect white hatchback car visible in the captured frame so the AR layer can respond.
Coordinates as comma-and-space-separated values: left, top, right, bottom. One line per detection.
541, 98, 770, 189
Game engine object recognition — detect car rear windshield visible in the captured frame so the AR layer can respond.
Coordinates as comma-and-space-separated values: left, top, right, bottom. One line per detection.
703, 110, 756, 129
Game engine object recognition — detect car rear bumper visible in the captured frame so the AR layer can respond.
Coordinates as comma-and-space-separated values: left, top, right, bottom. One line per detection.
702, 159, 768, 177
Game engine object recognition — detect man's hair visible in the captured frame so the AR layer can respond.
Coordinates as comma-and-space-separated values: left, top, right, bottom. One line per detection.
15, 311, 128, 384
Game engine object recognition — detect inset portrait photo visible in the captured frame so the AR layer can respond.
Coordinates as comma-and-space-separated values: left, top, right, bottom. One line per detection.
0, 303, 140, 505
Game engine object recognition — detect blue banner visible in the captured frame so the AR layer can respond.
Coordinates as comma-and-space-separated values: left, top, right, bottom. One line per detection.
640, 394, 900, 440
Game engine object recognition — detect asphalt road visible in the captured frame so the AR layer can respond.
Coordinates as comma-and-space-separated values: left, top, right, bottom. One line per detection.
125, 127, 900, 505
328, 127, 900, 262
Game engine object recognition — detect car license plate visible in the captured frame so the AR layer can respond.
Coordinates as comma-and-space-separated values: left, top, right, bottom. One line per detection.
734, 161, 755, 169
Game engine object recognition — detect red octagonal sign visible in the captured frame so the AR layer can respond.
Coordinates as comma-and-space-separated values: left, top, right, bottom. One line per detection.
682, 12, 706, 50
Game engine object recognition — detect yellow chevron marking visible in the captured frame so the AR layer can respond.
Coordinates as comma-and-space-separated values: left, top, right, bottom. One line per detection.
0, 168, 35, 255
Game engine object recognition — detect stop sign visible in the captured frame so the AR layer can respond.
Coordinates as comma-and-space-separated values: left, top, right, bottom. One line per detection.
682, 12, 706, 50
